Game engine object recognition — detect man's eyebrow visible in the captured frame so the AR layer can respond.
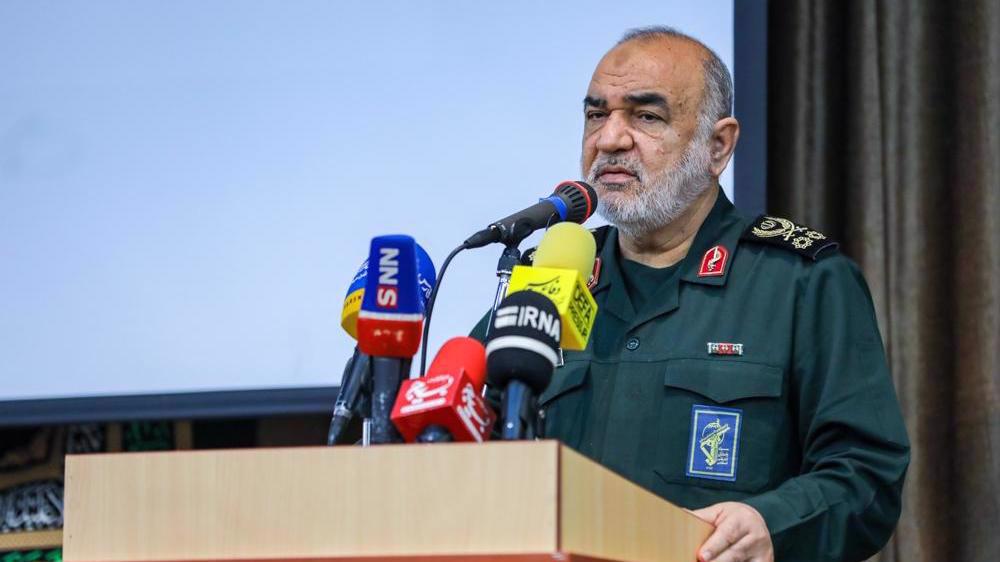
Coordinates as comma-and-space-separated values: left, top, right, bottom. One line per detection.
583, 92, 672, 120
624, 92, 671, 117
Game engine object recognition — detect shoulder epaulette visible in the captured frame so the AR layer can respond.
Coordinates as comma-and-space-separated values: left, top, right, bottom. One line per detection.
741, 215, 839, 260
520, 224, 613, 266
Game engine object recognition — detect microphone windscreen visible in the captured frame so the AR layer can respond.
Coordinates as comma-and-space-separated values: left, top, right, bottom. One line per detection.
357, 235, 426, 358
554, 180, 598, 224
532, 222, 596, 280
426, 337, 488, 393
485, 291, 561, 394
341, 243, 436, 340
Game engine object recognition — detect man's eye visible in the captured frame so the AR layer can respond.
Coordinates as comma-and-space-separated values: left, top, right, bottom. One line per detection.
637, 113, 662, 123
585, 111, 606, 120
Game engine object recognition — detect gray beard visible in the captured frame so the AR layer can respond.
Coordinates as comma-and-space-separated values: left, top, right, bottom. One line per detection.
584, 137, 714, 239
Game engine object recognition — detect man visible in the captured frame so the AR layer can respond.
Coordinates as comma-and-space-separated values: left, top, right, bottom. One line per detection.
494, 27, 910, 562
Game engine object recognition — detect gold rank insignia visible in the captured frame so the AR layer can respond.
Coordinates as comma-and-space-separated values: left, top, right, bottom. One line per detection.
741, 215, 839, 260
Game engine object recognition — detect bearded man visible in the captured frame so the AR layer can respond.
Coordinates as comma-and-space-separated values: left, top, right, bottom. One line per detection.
530, 27, 910, 562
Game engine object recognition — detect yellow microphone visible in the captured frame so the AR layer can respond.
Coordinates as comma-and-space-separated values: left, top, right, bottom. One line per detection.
340, 262, 367, 339
507, 222, 598, 350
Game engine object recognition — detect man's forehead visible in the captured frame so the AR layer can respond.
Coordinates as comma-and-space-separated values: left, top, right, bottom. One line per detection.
587, 37, 706, 104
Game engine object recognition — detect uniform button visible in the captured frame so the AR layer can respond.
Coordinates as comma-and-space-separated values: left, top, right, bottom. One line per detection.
626, 337, 640, 351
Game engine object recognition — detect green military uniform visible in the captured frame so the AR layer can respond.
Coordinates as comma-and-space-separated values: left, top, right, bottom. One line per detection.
475, 188, 909, 562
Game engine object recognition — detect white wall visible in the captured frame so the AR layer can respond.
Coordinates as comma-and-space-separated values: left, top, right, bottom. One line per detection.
0, 1, 734, 400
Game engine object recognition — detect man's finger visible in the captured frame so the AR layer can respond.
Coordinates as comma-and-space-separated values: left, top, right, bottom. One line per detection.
691, 503, 725, 524
698, 517, 746, 562
708, 534, 756, 562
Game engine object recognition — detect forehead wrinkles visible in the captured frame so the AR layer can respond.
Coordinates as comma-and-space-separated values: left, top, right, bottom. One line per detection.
592, 56, 661, 90
589, 40, 705, 112
591, 71, 647, 94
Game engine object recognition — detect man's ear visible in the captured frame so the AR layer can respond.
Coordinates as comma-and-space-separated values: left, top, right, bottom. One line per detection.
708, 117, 739, 178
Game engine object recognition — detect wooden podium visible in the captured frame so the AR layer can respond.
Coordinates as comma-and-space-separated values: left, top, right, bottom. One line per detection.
63, 441, 711, 562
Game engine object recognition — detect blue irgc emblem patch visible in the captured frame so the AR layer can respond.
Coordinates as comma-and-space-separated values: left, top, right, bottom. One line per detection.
686, 404, 742, 482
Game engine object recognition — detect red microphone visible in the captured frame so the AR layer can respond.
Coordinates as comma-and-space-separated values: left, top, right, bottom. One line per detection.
391, 337, 496, 443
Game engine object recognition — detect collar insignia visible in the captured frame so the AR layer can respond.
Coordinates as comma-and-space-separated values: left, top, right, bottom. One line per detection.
587, 257, 602, 290
698, 245, 729, 277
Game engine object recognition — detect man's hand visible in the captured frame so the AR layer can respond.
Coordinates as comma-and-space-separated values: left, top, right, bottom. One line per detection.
691, 502, 774, 562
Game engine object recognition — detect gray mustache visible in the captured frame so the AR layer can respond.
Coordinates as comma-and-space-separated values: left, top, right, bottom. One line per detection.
589, 157, 643, 182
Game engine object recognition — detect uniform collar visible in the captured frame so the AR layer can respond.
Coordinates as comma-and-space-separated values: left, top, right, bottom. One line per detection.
677, 187, 746, 287
590, 187, 747, 325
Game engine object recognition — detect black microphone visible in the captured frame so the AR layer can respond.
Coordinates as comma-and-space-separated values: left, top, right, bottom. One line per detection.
463, 181, 598, 249
485, 291, 562, 440
327, 348, 371, 445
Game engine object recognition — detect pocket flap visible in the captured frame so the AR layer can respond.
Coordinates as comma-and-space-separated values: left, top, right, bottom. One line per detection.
539, 363, 588, 406
664, 359, 782, 403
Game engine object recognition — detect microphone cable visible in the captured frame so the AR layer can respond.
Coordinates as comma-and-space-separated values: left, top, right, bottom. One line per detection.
419, 243, 467, 376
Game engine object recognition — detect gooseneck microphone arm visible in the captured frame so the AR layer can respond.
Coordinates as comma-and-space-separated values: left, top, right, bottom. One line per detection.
464, 217, 540, 250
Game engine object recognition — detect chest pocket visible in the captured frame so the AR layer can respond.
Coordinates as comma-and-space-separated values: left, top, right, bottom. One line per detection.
538, 361, 590, 450
654, 359, 786, 495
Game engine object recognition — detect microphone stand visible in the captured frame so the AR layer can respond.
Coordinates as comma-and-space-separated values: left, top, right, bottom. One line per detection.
484, 242, 521, 341
500, 380, 538, 440
361, 391, 372, 446
369, 357, 409, 444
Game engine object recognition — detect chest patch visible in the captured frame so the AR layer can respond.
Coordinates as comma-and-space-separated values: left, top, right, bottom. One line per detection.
686, 404, 742, 482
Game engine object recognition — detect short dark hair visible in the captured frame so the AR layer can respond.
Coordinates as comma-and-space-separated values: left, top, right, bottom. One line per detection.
616, 26, 733, 128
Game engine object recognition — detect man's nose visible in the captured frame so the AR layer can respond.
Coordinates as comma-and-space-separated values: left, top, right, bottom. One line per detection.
595, 111, 634, 154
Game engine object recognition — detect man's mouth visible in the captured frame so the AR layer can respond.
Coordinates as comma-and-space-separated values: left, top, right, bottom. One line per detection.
597, 166, 638, 184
